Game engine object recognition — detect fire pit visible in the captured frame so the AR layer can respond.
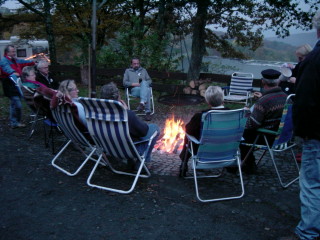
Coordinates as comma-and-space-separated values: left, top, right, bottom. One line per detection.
158, 94, 204, 106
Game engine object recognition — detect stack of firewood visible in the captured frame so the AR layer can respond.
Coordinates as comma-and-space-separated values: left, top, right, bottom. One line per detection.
183, 79, 212, 97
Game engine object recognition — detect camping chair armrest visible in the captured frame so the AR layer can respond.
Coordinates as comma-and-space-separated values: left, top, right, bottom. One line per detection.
257, 128, 278, 135
186, 133, 200, 145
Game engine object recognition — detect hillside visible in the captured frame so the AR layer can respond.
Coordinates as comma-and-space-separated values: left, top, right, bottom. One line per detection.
265, 32, 317, 47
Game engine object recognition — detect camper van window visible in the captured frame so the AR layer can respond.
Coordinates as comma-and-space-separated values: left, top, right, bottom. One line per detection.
17, 49, 27, 58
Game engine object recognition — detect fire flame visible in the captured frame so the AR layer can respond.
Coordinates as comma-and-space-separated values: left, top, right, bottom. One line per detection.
154, 115, 185, 154
25, 53, 51, 62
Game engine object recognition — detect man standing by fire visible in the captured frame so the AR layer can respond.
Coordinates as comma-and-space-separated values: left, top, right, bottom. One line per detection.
0, 45, 35, 128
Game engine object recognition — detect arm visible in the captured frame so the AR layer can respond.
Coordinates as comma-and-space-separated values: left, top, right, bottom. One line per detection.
127, 110, 149, 138
123, 69, 134, 88
144, 69, 152, 86
185, 112, 202, 140
0, 58, 15, 76
245, 102, 265, 129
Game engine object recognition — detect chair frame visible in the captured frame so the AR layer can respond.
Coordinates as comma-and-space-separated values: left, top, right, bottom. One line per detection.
223, 72, 254, 106
125, 87, 155, 115
181, 109, 248, 203
51, 104, 98, 176
241, 94, 299, 188
79, 97, 158, 194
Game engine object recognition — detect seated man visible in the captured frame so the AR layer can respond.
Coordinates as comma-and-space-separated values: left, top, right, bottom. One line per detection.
123, 57, 153, 121
179, 86, 230, 176
100, 82, 160, 167
240, 69, 288, 174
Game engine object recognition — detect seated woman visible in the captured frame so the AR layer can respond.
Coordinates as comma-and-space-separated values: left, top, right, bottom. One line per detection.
21, 66, 53, 119
179, 86, 229, 175
58, 79, 87, 128
21, 66, 47, 89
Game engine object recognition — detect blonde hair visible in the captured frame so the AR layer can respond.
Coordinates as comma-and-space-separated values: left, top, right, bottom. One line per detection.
204, 86, 224, 107
58, 79, 77, 98
295, 44, 312, 57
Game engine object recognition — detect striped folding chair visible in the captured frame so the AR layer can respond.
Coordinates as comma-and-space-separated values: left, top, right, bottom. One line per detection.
223, 72, 254, 106
51, 104, 98, 176
78, 97, 158, 194
241, 94, 299, 188
181, 109, 248, 203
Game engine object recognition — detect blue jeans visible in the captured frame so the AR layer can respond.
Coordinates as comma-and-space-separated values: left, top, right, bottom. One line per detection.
295, 139, 320, 240
130, 80, 151, 113
9, 96, 22, 127
135, 123, 160, 162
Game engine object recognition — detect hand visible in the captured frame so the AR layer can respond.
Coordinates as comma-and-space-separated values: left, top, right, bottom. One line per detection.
253, 92, 262, 99
288, 77, 296, 84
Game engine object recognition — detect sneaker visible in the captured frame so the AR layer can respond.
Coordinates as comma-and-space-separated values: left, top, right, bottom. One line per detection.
144, 112, 152, 121
137, 103, 145, 112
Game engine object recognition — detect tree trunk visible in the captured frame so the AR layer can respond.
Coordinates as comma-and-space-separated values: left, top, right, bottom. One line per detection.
187, 0, 210, 81
43, 0, 57, 65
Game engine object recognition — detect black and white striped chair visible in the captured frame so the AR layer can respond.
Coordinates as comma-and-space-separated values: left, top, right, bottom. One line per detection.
78, 97, 158, 194
51, 103, 98, 176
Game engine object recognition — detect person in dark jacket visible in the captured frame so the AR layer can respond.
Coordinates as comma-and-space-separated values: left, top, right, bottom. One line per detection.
100, 82, 160, 163
36, 60, 59, 89
240, 69, 288, 174
279, 44, 312, 95
0, 45, 35, 128
283, 11, 320, 240
179, 86, 229, 176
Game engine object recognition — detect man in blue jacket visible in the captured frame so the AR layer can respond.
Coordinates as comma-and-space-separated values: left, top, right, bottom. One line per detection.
0, 45, 35, 128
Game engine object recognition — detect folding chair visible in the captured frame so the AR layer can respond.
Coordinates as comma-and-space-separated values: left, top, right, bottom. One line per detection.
180, 109, 248, 203
223, 72, 254, 106
21, 85, 45, 138
78, 97, 158, 194
125, 86, 155, 115
51, 103, 98, 176
241, 94, 299, 188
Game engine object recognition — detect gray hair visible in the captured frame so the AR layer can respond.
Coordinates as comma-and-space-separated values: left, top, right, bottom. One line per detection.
36, 60, 49, 69
262, 78, 279, 87
313, 11, 320, 29
100, 82, 119, 100
21, 66, 35, 81
204, 86, 224, 107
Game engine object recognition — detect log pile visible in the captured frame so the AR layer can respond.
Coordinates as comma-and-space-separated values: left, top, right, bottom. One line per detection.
183, 79, 212, 97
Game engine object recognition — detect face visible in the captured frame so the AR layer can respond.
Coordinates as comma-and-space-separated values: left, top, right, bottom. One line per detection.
26, 71, 36, 81
7, 47, 16, 58
131, 59, 140, 70
296, 53, 305, 62
38, 64, 49, 75
69, 83, 79, 99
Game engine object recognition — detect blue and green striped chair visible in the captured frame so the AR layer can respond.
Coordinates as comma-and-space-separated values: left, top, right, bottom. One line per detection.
78, 97, 158, 194
241, 94, 299, 188
185, 109, 248, 202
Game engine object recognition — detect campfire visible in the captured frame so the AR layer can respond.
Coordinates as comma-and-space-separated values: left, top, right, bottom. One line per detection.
154, 115, 185, 154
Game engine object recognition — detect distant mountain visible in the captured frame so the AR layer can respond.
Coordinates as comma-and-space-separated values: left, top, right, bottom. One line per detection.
265, 32, 317, 47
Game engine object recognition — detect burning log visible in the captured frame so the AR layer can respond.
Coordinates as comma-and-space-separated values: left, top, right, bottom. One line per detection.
173, 139, 184, 154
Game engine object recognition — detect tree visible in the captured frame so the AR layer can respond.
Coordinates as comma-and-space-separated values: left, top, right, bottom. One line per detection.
183, 0, 320, 80
16, 0, 58, 65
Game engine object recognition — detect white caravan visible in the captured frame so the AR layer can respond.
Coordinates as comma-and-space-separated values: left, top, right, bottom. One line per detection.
0, 36, 49, 60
